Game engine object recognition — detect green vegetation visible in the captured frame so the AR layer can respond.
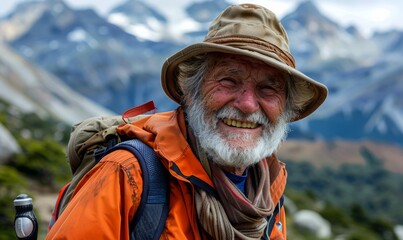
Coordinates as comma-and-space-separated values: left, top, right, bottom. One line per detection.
10, 137, 71, 188
284, 147, 402, 240
0, 166, 29, 240
0, 100, 71, 239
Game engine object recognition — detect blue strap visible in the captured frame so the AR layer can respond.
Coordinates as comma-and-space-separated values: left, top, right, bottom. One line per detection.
106, 139, 169, 240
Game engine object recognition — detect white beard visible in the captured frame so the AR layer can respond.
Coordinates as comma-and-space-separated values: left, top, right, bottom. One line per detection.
186, 97, 289, 169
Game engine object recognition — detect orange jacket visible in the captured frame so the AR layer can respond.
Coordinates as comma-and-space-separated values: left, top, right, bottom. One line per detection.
46, 108, 287, 240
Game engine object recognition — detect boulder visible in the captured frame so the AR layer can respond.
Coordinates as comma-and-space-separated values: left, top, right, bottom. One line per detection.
395, 225, 403, 240
293, 209, 331, 238
0, 123, 20, 164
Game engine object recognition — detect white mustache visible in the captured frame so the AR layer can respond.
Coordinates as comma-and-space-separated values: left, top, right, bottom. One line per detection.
215, 106, 269, 127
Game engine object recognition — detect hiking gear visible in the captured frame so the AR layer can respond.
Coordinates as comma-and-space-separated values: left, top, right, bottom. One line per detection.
47, 107, 287, 239
161, 3, 328, 122
55, 101, 156, 216
51, 138, 170, 239
108, 139, 169, 240
48, 102, 171, 239
14, 194, 38, 240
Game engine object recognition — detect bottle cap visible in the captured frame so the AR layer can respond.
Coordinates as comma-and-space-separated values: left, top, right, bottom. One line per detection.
14, 194, 33, 206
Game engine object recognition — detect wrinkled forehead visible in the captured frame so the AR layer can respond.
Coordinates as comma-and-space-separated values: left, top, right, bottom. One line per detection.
207, 52, 289, 81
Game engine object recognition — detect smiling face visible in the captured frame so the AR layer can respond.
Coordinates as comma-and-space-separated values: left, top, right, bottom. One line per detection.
202, 54, 287, 145
185, 53, 290, 171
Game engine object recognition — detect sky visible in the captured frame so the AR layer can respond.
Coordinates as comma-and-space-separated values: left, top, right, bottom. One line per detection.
1, 0, 403, 37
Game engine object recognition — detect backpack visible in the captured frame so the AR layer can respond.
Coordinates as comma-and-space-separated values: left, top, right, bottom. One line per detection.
48, 101, 169, 239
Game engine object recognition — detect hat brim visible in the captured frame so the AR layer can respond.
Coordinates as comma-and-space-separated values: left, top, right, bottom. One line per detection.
161, 42, 328, 122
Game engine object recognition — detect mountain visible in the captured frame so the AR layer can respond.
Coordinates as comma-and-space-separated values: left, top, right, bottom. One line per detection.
0, 41, 116, 161
0, 0, 402, 146
182, 0, 230, 42
0, 123, 20, 163
281, 1, 403, 146
107, 0, 230, 43
0, 0, 180, 114
281, 1, 379, 69
0, 42, 114, 124
107, 0, 168, 42
373, 30, 403, 55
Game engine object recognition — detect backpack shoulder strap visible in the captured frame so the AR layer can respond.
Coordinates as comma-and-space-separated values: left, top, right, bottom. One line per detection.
109, 138, 170, 240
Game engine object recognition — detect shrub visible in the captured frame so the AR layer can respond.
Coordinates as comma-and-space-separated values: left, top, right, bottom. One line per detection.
10, 137, 70, 189
0, 166, 28, 239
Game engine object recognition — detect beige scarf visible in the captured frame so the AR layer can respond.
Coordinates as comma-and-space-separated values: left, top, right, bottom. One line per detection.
194, 159, 274, 239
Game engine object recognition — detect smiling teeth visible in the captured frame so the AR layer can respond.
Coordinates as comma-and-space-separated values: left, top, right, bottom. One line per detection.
222, 118, 258, 129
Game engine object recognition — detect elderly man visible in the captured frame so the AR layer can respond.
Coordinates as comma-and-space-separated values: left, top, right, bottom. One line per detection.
46, 3, 327, 240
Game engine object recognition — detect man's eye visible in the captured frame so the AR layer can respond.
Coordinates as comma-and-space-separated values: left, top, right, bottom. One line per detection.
259, 85, 277, 95
261, 85, 274, 90
219, 78, 237, 87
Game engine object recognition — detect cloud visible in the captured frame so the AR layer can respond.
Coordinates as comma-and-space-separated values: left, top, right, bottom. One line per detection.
2, 0, 402, 36
315, 1, 402, 36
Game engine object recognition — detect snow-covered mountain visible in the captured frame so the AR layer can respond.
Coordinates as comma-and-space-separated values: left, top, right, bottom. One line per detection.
107, 0, 168, 42
0, 0, 180, 113
0, 0, 402, 146
280, 1, 403, 145
281, 1, 379, 69
107, 0, 230, 43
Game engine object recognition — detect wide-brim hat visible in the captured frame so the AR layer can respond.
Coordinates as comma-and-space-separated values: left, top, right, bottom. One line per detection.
161, 3, 328, 122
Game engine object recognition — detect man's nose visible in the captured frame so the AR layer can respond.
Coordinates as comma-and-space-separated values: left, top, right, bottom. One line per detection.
234, 87, 259, 114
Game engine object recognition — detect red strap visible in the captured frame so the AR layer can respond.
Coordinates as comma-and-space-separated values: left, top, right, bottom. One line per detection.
48, 182, 71, 230
122, 101, 157, 123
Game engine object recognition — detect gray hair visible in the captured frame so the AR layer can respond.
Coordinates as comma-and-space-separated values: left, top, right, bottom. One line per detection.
176, 53, 314, 121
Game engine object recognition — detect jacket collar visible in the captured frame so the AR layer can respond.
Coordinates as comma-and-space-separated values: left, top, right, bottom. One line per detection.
118, 108, 216, 190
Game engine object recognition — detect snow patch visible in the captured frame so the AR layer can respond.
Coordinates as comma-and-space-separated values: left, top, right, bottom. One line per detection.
364, 96, 403, 134
67, 28, 98, 48
108, 13, 166, 41
68, 28, 87, 42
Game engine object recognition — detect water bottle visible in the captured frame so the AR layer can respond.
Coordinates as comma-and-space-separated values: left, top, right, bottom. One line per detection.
14, 194, 38, 240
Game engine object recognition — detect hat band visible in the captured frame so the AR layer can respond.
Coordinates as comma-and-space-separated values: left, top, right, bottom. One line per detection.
205, 36, 296, 68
